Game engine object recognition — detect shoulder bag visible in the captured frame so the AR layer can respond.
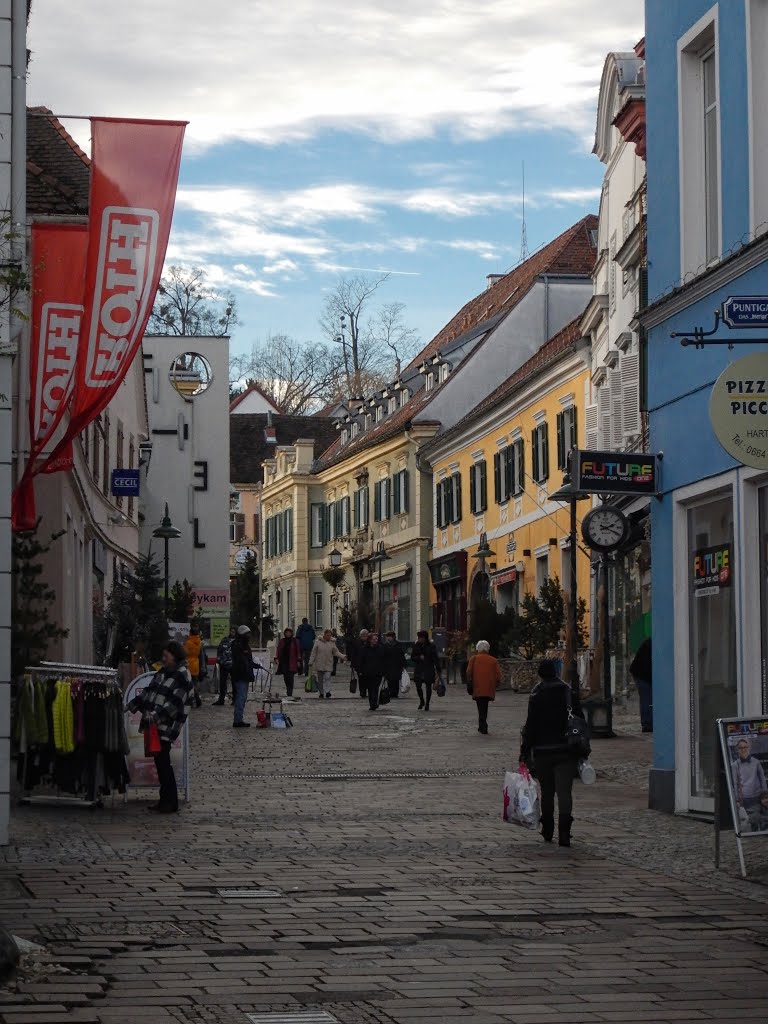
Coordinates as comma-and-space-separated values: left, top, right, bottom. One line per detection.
564, 684, 591, 758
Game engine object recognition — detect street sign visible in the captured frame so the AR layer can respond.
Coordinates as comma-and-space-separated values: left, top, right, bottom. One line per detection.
710, 352, 768, 470
110, 468, 140, 497
573, 450, 658, 495
722, 296, 768, 328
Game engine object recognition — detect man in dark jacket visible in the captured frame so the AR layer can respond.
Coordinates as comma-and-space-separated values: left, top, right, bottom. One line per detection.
230, 625, 255, 728
381, 631, 406, 700
347, 629, 369, 699
629, 636, 652, 733
213, 627, 236, 706
520, 659, 587, 847
359, 633, 386, 710
296, 618, 316, 676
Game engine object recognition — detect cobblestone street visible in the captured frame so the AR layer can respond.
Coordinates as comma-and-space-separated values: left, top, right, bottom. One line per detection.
1, 683, 768, 1024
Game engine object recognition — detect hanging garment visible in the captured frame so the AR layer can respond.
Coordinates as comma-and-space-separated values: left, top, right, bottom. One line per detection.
52, 681, 75, 754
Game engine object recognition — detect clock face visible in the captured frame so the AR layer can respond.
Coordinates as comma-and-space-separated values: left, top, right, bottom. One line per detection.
582, 507, 628, 551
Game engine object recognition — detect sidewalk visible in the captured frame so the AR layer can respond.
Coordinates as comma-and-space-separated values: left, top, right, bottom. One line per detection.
0, 683, 767, 1024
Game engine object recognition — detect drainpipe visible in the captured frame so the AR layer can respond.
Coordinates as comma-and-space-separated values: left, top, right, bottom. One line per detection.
11, 0, 27, 480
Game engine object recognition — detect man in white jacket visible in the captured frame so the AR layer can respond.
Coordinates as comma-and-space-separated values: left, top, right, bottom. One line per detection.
309, 629, 345, 699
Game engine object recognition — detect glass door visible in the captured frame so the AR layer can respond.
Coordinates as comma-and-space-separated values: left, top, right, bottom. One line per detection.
688, 495, 737, 806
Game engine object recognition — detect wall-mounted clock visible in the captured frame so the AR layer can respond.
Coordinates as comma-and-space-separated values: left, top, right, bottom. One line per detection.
581, 506, 629, 552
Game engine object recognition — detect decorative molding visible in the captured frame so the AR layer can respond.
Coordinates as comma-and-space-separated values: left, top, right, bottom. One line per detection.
616, 330, 634, 352
558, 392, 575, 407
603, 349, 619, 369
532, 409, 547, 425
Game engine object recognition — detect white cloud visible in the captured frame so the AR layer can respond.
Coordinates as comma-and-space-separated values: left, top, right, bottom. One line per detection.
28, 0, 643, 148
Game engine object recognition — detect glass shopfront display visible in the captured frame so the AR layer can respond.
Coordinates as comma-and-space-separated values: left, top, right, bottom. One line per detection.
688, 495, 737, 801
759, 487, 768, 714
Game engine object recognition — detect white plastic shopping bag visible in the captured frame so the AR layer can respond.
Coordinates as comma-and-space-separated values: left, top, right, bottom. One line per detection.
503, 764, 540, 829
577, 758, 596, 784
399, 669, 411, 696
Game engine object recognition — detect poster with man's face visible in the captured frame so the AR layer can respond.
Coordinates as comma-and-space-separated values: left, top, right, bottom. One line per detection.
723, 720, 768, 835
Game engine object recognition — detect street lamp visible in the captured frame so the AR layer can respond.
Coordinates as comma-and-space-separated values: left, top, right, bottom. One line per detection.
472, 531, 495, 605
329, 547, 342, 568
152, 502, 181, 613
368, 541, 390, 634
548, 451, 589, 690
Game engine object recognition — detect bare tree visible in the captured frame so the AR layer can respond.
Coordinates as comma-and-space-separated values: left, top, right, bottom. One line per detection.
230, 334, 346, 415
318, 274, 391, 398
148, 265, 241, 337
370, 302, 420, 380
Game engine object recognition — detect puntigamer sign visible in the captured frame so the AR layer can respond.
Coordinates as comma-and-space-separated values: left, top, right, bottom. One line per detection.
574, 450, 658, 495
710, 353, 768, 470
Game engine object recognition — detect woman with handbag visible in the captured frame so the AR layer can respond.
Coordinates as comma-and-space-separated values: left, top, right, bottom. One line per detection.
412, 630, 439, 711
519, 659, 588, 847
465, 640, 501, 734
126, 640, 193, 814
274, 627, 302, 699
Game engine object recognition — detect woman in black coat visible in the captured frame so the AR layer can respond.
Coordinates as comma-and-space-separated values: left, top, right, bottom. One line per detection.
520, 659, 588, 847
411, 630, 439, 711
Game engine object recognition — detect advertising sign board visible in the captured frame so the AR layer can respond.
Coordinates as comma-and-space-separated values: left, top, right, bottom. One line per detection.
721, 296, 768, 328
573, 450, 658, 495
110, 468, 140, 497
715, 717, 768, 877
710, 352, 768, 470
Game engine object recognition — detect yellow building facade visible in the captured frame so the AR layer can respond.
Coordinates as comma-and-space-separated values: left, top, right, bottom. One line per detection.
424, 319, 592, 632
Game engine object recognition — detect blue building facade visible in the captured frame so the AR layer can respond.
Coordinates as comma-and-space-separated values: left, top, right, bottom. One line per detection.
644, 1, 768, 812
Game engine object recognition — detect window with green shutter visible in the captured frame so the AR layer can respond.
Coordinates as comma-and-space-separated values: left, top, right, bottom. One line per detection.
531, 423, 549, 484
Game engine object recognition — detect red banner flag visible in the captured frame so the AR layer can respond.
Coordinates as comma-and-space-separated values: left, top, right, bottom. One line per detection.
42, 117, 186, 469
11, 223, 88, 531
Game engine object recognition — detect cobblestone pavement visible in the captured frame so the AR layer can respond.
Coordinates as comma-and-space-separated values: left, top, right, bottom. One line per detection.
1, 682, 768, 1024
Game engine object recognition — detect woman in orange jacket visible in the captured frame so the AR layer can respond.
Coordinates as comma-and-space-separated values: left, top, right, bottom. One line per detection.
465, 640, 501, 735
184, 627, 203, 708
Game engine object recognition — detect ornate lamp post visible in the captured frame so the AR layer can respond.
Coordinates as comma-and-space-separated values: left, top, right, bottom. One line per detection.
472, 531, 495, 605
152, 503, 181, 614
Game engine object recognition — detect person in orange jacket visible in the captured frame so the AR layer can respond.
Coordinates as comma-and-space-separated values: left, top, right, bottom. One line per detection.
184, 626, 203, 708
465, 640, 501, 735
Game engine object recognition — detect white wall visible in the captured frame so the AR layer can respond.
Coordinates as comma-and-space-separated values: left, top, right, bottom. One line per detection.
141, 336, 231, 607
231, 388, 279, 414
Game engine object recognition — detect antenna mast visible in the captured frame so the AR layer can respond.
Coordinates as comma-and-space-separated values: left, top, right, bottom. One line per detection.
519, 161, 530, 263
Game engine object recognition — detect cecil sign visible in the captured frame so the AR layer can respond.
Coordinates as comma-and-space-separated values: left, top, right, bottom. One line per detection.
710, 353, 768, 470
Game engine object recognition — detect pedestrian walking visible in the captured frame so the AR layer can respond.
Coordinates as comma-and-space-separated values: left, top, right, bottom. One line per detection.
465, 640, 501, 734
184, 625, 203, 708
212, 627, 236, 706
231, 625, 255, 728
412, 629, 439, 711
629, 636, 652, 733
274, 627, 302, 699
309, 629, 343, 699
381, 631, 406, 700
347, 629, 370, 698
296, 617, 316, 676
359, 632, 386, 710
126, 640, 193, 814
520, 659, 586, 847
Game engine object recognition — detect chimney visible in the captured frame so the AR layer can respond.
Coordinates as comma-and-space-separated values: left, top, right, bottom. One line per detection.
294, 438, 316, 472
486, 274, 504, 290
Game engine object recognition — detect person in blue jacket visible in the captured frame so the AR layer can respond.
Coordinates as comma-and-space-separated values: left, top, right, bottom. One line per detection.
296, 617, 316, 676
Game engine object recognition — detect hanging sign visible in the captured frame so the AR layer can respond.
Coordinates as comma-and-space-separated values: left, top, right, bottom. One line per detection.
721, 296, 768, 328
110, 468, 140, 497
573, 449, 658, 494
710, 352, 768, 470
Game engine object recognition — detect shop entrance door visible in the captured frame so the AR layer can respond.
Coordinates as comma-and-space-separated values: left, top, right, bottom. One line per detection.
687, 495, 737, 810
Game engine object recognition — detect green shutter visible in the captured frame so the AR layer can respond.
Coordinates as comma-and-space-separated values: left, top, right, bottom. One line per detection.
469, 464, 476, 514
393, 473, 401, 515
479, 460, 487, 511
542, 422, 549, 482
287, 508, 293, 551
531, 428, 539, 483
556, 411, 565, 470
403, 470, 409, 513
494, 452, 501, 503
570, 406, 578, 451
453, 472, 462, 523
374, 481, 382, 522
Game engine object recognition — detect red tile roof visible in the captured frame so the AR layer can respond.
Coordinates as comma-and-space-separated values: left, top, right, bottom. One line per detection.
26, 107, 90, 216
315, 215, 596, 472
429, 315, 586, 452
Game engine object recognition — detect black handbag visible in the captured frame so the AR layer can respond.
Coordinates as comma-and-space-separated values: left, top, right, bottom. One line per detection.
565, 685, 591, 758
349, 673, 357, 695
378, 679, 391, 706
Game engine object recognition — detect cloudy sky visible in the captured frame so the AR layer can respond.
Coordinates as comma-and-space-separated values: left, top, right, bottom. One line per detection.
27, 0, 643, 361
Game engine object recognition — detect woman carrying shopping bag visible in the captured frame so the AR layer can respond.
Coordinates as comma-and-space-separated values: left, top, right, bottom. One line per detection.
274, 627, 302, 699
126, 640, 193, 814
519, 659, 588, 847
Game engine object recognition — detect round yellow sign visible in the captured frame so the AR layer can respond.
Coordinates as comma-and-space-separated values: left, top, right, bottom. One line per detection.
710, 352, 768, 469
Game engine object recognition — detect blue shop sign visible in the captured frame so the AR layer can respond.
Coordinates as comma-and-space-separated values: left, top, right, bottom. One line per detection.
110, 469, 140, 497
722, 296, 768, 329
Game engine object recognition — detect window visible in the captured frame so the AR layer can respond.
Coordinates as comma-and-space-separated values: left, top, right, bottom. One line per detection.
399, 388, 409, 408
494, 440, 524, 503
364, 413, 372, 431
341, 428, 349, 444
311, 502, 327, 548
749, 0, 768, 235
388, 396, 397, 414
679, 15, 720, 274
354, 485, 369, 530
436, 473, 462, 527
439, 362, 449, 383
375, 405, 383, 423
702, 48, 719, 265
230, 511, 245, 543
331, 496, 350, 538
313, 592, 323, 629
374, 478, 391, 522
425, 372, 434, 392
127, 436, 135, 519
469, 460, 487, 514
609, 232, 617, 313
531, 423, 549, 484
266, 509, 293, 556
286, 587, 293, 628
556, 407, 578, 471
392, 469, 409, 515
536, 553, 549, 593
351, 421, 360, 438
102, 412, 110, 496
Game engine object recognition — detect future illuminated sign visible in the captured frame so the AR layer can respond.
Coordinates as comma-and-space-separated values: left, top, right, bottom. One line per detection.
574, 449, 658, 495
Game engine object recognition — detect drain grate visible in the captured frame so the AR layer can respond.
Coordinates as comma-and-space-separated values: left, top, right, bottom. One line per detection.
245, 1013, 340, 1023
217, 887, 282, 899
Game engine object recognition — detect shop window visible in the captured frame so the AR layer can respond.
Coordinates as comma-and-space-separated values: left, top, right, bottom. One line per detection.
688, 495, 736, 800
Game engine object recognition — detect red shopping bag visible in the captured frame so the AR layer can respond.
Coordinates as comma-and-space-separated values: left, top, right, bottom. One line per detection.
143, 721, 162, 755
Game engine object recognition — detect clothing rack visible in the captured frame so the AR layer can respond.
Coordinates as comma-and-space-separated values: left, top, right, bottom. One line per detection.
17, 663, 128, 808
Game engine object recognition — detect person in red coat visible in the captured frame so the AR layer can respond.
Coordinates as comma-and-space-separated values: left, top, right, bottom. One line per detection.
274, 627, 302, 699
465, 640, 501, 735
